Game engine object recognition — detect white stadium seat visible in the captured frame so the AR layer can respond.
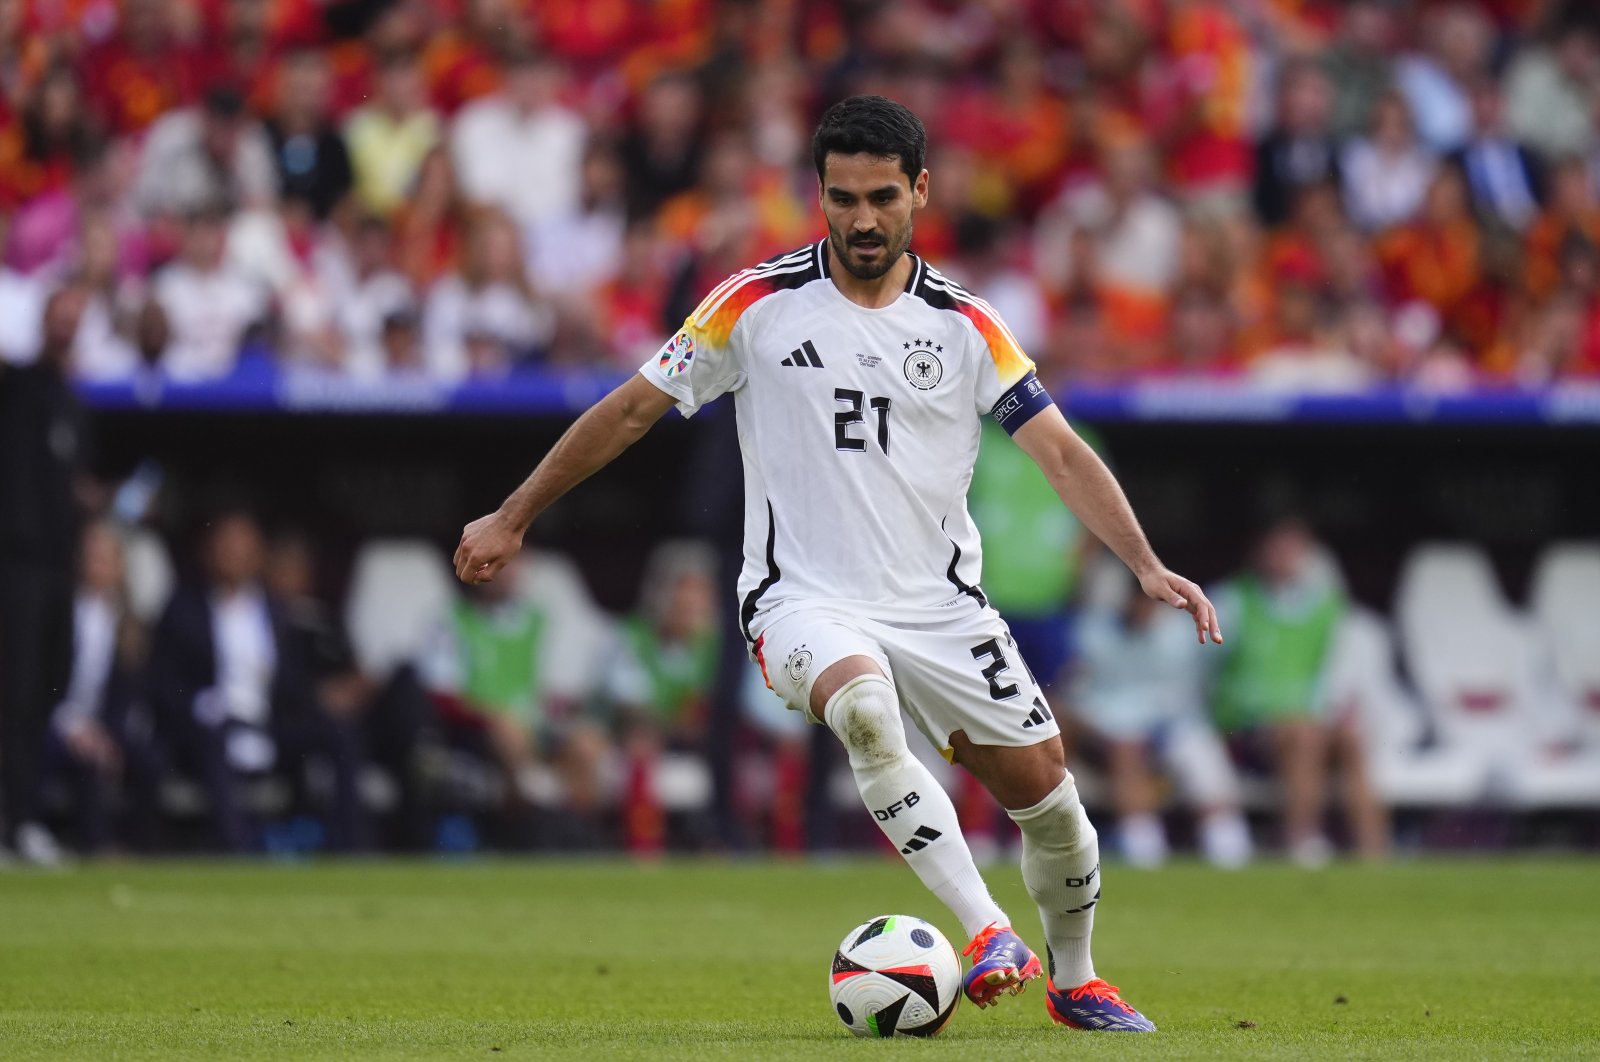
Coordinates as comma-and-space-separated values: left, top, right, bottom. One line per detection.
1395, 543, 1600, 809
344, 539, 456, 678
1529, 542, 1600, 744
1325, 606, 1491, 807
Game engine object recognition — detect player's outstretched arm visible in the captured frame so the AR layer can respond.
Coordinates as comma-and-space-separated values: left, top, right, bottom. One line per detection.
1011, 406, 1223, 644
454, 374, 677, 584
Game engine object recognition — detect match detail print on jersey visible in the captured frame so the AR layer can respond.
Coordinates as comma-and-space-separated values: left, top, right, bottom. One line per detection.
638, 240, 1061, 632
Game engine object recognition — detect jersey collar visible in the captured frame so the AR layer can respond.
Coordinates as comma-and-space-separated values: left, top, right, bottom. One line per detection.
816, 238, 924, 294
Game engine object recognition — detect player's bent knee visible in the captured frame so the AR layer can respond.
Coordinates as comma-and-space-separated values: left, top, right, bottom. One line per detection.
1009, 776, 1096, 850
823, 674, 906, 768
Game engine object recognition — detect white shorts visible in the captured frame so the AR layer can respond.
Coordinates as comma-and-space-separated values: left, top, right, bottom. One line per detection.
752, 599, 1063, 758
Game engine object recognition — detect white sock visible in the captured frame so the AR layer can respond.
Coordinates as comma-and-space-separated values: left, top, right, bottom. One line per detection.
825, 675, 1007, 939
1199, 810, 1252, 869
1007, 776, 1099, 988
1118, 812, 1168, 869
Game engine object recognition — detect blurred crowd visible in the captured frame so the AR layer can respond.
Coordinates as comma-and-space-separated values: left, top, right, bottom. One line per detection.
6, 444, 1596, 864
4, 0, 1600, 386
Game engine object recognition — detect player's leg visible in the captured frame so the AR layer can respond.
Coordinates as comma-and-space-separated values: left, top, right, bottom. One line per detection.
891, 608, 1153, 1031
952, 732, 1155, 1032
756, 612, 1013, 980
809, 657, 1010, 942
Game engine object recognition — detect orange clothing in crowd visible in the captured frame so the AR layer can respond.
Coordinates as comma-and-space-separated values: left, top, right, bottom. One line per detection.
421, 32, 503, 113
393, 207, 462, 289
654, 175, 810, 263
0, 123, 75, 208
1377, 219, 1487, 343
534, 0, 639, 69
1523, 209, 1600, 302
943, 86, 1073, 214
1163, 0, 1253, 192
81, 35, 200, 134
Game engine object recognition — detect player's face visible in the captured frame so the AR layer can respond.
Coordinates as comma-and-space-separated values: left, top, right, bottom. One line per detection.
820, 153, 929, 281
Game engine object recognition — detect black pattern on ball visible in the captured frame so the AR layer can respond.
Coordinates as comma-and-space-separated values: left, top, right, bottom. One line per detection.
910, 928, 935, 948
836, 1002, 853, 1026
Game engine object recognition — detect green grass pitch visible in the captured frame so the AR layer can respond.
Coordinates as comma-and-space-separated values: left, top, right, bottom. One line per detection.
2, 858, 1597, 1060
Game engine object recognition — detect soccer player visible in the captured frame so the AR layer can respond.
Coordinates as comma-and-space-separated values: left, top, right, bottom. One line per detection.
454, 96, 1222, 1033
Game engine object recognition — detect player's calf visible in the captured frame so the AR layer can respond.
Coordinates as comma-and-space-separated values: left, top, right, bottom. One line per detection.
824, 675, 1010, 942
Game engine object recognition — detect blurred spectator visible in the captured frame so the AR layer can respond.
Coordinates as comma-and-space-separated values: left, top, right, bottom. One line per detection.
392, 146, 463, 288
1160, 0, 1255, 207
1377, 168, 1489, 348
0, 61, 96, 209
1322, 0, 1398, 140
1393, 2, 1494, 154
420, 554, 606, 847
1164, 284, 1237, 373
195, 0, 286, 114
619, 72, 705, 219
0, 215, 46, 365
0, 285, 89, 863
148, 511, 370, 852
263, 533, 432, 849
344, 49, 441, 218
150, 207, 269, 381
1341, 92, 1438, 232
264, 50, 354, 222
377, 307, 426, 378
7, 137, 148, 278
1209, 518, 1389, 865
656, 131, 809, 268
420, 0, 528, 113
1253, 60, 1341, 229
81, 0, 199, 135
69, 212, 141, 381
450, 51, 585, 230
1072, 572, 1252, 869
134, 86, 278, 220
1449, 79, 1544, 233
34, 522, 162, 854
322, 215, 414, 380
577, 219, 672, 367
1505, 17, 1600, 162
1038, 137, 1181, 363
422, 209, 551, 380
944, 216, 1048, 355
1524, 157, 1600, 302
605, 543, 720, 854
527, 141, 627, 298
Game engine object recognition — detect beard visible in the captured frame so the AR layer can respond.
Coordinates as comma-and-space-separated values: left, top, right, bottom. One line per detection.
829, 220, 914, 280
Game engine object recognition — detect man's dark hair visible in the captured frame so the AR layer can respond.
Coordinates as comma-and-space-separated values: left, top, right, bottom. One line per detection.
812, 95, 926, 185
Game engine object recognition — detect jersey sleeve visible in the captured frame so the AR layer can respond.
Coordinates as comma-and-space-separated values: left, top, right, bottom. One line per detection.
639, 271, 762, 417
966, 300, 1056, 435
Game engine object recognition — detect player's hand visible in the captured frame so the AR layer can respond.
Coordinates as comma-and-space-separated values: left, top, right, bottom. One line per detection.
454, 510, 524, 584
1139, 567, 1224, 645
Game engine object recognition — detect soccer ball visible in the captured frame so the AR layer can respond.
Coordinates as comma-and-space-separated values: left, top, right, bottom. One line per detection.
828, 914, 962, 1037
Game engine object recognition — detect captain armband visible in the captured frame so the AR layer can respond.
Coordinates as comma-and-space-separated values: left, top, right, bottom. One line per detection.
990, 372, 1054, 435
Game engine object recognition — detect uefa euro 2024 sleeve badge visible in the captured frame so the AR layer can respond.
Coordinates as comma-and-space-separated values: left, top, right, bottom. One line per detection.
901, 339, 943, 390
659, 330, 695, 377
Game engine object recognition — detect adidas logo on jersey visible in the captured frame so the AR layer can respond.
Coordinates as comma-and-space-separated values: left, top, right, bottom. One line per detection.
780, 340, 824, 368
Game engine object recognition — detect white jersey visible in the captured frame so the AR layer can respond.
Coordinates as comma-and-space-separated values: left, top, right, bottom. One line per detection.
640, 239, 1055, 643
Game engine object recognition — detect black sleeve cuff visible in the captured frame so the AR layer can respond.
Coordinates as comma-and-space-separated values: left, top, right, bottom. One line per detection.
990, 372, 1054, 435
